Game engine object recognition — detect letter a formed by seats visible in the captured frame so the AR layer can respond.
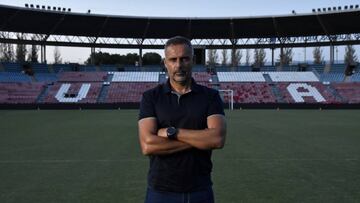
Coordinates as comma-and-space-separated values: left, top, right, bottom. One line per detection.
287, 83, 326, 103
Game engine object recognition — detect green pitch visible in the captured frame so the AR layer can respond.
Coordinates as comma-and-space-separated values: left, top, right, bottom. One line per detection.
0, 110, 359, 202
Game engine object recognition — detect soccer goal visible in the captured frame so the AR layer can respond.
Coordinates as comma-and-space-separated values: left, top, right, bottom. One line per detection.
219, 89, 234, 110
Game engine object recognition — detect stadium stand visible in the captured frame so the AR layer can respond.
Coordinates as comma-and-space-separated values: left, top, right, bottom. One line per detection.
217, 72, 266, 82
1, 61, 360, 107
219, 82, 276, 103
0, 82, 45, 103
280, 65, 298, 72
329, 64, 346, 73
311, 64, 325, 73
99, 65, 118, 72
276, 82, 339, 103
1, 62, 22, 72
52, 64, 73, 73
261, 66, 277, 72
0, 72, 31, 82
192, 72, 211, 82
31, 63, 49, 73
319, 73, 344, 82
111, 72, 159, 82
350, 72, 360, 82
42, 82, 103, 103
268, 72, 319, 82
58, 72, 107, 82
79, 65, 97, 72
105, 82, 158, 103
332, 83, 360, 103
34, 73, 58, 82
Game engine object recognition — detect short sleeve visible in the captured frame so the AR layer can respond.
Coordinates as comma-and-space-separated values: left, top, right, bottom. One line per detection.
139, 91, 156, 120
207, 90, 225, 117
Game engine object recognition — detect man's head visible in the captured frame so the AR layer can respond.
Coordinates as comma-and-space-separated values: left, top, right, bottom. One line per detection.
164, 36, 193, 86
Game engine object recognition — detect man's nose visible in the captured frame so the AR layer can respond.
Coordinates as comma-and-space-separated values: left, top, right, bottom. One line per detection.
174, 59, 182, 69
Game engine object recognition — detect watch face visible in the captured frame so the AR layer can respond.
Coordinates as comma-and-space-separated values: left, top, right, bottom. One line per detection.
167, 127, 176, 136
167, 127, 177, 139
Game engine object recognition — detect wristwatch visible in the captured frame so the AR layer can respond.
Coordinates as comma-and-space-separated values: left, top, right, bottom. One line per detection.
166, 127, 178, 140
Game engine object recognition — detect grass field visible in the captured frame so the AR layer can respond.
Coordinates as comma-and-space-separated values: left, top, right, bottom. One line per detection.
0, 110, 360, 203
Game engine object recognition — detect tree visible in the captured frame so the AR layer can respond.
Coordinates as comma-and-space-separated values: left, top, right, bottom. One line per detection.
245, 49, 251, 66
207, 49, 218, 66
54, 46, 62, 64
279, 48, 293, 65
15, 34, 27, 63
0, 32, 15, 62
142, 52, 161, 65
0, 43, 15, 62
27, 43, 39, 63
254, 48, 266, 67
15, 44, 27, 63
85, 52, 139, 65
313, 47, 324, 64
344, 45, 358, 65
231, 49, 242, 67
221, 49, 228, 65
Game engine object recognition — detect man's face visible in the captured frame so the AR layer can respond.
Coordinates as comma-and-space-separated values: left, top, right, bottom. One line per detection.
164, 44, 193, 85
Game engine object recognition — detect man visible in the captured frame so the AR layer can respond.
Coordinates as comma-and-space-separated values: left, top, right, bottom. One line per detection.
138, 36, 226, 203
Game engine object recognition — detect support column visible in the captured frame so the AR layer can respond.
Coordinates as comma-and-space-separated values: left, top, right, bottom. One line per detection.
139, 47, 143, 67
330, 45, 334, 65
280, 47, 284, 68
40, 45, 47, 63
90, 47, 95, 65
271, 48, 274, 66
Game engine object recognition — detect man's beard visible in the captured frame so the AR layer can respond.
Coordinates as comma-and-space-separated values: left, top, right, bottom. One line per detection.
173, 70, 190, 85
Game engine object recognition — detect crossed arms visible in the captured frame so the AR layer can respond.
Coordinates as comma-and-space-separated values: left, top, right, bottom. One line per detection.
138, 115, 226, 156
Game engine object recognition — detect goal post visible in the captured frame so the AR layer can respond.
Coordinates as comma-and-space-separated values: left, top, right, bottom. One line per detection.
219, 89, 234, 110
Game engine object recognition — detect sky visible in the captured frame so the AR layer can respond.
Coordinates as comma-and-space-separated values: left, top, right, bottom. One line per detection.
0, 0, 359, 63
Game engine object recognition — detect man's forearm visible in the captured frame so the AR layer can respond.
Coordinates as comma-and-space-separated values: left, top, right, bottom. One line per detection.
158, 127, 225, 150
141, 134, 192, 155
177, 128, 225, 150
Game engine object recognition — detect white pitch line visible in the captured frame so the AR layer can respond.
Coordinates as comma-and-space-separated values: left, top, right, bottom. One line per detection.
216, 158, 359, 161
0, 158, 358, 164
0, 159, 147, 163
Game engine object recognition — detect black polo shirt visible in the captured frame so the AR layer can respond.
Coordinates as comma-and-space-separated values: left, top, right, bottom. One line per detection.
139, 78, 224, 192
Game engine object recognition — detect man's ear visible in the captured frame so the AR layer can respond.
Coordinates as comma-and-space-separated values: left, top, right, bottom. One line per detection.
161, 58, 167, 72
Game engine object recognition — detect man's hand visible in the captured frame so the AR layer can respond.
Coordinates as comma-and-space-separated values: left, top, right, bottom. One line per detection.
156, 115, 227, 150
138, 118, 192, 155
157, 128, 167, 138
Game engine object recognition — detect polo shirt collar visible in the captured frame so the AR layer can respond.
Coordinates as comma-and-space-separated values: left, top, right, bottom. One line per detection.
163, 77, 201, 94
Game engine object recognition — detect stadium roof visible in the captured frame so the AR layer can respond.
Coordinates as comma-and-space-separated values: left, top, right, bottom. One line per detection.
1, 4, 360, 39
